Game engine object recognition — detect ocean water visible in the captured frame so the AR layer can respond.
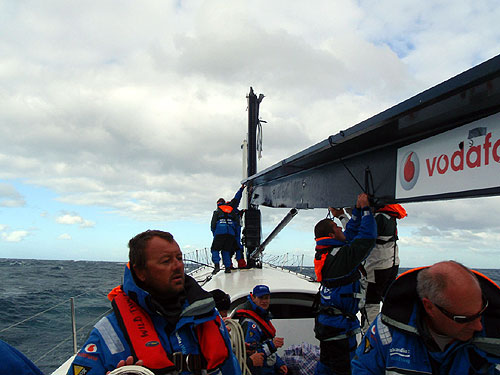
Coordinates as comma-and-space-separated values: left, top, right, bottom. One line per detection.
0, 258, 499, 374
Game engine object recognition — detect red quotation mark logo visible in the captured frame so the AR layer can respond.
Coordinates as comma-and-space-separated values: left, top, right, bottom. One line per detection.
399, 151, 420, 191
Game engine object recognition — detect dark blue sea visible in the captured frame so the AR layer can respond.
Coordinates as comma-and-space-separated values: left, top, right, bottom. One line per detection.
1, 258, 499, 374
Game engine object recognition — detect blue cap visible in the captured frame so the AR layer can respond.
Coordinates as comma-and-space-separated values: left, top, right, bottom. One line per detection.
252, 285, 270, 297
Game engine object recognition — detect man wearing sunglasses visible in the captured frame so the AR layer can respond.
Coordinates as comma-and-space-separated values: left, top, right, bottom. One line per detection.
352, 260, 500, 374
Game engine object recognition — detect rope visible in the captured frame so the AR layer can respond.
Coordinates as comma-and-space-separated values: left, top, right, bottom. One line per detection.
225, 318, 252, 375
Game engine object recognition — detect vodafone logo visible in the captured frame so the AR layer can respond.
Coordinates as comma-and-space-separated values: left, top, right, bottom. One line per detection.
84, 344, 98, 353
399, 151, 420, 190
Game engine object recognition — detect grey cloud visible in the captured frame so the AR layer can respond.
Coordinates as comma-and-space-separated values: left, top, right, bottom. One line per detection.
0, 0, 499, 228
0, 183, 26, 207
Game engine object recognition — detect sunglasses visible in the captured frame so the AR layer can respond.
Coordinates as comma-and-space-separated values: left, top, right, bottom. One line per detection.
433, 297, 488, 324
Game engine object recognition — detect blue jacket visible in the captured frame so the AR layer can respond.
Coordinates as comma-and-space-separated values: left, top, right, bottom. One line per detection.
352, 268, 500, 374
235, 296, 286, 374
67, 265, 241, 375
0, 340, 44, 375
211, 186, 244, 237
314, 207, 377, 340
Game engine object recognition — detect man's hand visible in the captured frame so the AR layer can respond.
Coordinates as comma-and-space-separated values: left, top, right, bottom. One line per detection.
328, 207, 345, 218
222, 317, 231, 331
273, 337, 284, 348
356, 193, 370, 208
105, 356, 144, 374
279, 364, 288, 374
249, 352, 264, 367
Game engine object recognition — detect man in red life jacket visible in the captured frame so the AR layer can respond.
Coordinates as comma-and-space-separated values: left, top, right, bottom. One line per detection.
234, 285, 288, 375
67, 230, 241, 375
314, 193, 376, 375
330, 203, 408, 331
211, 185, 247, 274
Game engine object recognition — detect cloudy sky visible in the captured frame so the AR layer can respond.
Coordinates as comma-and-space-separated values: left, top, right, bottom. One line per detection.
1, 0, 500, 268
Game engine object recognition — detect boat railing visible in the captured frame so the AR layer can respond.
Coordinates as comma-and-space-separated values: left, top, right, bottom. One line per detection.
183, 248, 315, 282
183, 247, 213, 271
0, 290, 112, 372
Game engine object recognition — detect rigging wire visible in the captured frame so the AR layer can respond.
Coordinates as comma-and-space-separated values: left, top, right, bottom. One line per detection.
34, 307, 113, 365
0, 290, 90, 334
328, 136, 366, 194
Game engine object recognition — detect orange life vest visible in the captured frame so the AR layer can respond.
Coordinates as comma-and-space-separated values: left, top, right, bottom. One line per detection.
314, 237, 337, 282
377, 204, 407, 219
218, 204, 234, 214
111, 288, 228, 372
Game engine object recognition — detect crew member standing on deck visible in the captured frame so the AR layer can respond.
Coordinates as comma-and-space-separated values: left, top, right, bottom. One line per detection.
67, 230, 241, 375
313, 193, 376, 375
362, 203, 407, 329
211, 184, 247, 274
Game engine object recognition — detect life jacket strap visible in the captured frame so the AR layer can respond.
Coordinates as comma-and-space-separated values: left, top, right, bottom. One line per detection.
322, 327, 361, 342
316, 305, 357, 321
234, 309, 276, 338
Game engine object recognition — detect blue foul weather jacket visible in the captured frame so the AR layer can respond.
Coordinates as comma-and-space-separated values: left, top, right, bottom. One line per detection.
352, 268, 500, 374
66, 264, 241, 375
0, 340, 44, 375
234, 296, 286, 375
211, 186, 244, 237
313, 207, 377, 341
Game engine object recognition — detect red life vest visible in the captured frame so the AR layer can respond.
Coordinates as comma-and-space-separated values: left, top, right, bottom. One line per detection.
377, 204, 407, 219
234, 309, 276, 339
111, 288, 229, 372
314, 237, 335, 282
218, 204, 234, 214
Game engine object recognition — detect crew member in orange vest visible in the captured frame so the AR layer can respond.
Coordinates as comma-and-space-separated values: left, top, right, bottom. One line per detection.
234, 285, 288, 375
67, 230, 241, 375
211, 184, 247, 274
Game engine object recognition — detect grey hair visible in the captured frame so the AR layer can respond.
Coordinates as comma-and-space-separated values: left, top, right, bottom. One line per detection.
416, 260, 478, 308
416, 267, 448, 305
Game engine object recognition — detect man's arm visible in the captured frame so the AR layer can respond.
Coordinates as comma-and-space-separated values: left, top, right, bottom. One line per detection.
351, 319, 387, 374
211, 211, 218, 234
66, 326, 122, 375
322, 194, 377, 279
241, 319, 278, 358
229, 185, 245, 209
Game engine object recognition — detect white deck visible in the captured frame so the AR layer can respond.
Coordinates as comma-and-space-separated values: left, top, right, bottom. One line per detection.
191, 263, 321, 351
191, 263, 319, 301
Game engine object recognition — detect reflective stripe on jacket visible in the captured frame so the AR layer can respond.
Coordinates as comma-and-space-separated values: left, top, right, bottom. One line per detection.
66, 265, 241, 375
314, 207, 376, 341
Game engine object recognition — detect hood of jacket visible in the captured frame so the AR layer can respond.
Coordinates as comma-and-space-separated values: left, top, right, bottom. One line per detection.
381, 267, 500, 356
119, 263, 216, 320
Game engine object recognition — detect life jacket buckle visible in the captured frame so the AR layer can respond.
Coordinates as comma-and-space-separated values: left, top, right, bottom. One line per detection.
172, 352, 183, 371
186, 354, 203, 374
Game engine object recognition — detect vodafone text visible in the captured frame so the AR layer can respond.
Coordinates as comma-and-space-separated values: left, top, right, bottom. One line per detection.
425, 133, 500, 176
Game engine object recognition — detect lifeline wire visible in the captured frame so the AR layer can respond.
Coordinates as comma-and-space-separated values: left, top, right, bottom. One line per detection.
34, 307, 112, 364
0, 290, 90, 334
